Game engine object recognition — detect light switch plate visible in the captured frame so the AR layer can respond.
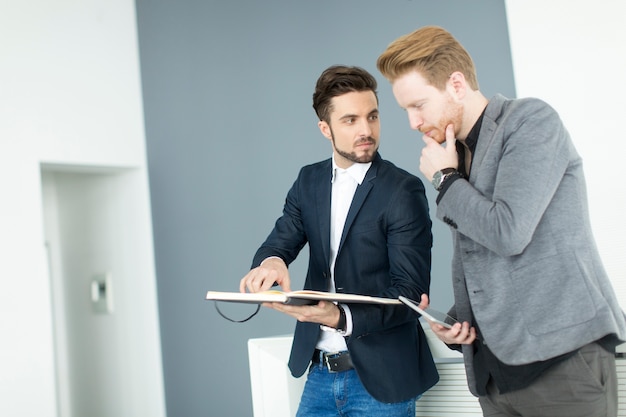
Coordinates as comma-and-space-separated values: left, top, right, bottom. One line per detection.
91, 272, 114, 314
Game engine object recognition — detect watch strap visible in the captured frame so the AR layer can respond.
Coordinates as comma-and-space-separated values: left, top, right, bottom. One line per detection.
336, 304, 347, 331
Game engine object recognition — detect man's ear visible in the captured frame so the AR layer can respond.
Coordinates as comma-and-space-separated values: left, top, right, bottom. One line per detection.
318, 120, 332, 140
448, 71, 467, 99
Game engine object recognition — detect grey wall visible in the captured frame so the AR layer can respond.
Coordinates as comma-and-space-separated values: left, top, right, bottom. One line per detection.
135, 1, 515, 415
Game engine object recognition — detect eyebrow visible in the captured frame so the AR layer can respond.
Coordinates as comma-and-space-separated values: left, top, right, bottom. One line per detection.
338, 108, 379, 121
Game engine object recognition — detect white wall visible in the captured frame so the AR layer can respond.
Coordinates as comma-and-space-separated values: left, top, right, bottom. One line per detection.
1, 0, 623, 415
0, 1, 165, 416
505, 0, 626, 301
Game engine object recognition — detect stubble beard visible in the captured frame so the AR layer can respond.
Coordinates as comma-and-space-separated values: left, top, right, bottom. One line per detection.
332, 135, 378, 164
424, 96, 464, 144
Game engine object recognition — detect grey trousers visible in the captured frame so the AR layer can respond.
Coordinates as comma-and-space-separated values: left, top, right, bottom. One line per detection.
478, 342, 617, 417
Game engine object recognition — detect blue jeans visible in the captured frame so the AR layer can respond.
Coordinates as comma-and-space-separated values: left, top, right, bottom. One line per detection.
296, 360, 418, 417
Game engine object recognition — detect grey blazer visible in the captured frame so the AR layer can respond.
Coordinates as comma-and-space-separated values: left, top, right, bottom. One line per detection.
438, 94, 626, 395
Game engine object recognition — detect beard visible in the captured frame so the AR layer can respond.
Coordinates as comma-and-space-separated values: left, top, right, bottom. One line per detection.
331, 134, 378, 164
423, 95, 464, 143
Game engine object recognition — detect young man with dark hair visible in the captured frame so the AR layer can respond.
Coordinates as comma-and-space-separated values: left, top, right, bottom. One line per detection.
240, 65, 438, 416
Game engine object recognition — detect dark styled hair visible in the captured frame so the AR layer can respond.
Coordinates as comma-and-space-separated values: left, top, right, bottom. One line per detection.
312, 65, 378, 123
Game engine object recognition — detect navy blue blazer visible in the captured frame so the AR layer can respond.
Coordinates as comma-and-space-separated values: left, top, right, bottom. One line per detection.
252, 153, 438, 403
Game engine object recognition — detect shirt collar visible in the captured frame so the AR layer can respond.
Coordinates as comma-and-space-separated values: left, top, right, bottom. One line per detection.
331, 156, 371, 185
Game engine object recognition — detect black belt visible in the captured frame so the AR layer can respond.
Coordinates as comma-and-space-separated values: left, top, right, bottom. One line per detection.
312, 349, 354, 373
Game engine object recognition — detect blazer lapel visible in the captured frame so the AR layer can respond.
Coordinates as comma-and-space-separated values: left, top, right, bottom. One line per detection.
316, 161, 332, 270
471, 95, 505, 182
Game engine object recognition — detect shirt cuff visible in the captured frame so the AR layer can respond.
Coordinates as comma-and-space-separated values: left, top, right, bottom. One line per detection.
260, 256, 282, 266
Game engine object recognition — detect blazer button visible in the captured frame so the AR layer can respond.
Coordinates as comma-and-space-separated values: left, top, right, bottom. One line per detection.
443, 216, 458, 229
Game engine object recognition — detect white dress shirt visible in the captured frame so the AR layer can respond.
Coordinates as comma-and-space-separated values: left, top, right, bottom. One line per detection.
316, 157, 371, 353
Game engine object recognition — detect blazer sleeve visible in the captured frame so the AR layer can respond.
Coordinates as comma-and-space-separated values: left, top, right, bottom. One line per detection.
251, 169, 308, 268
437, 99, 573, 256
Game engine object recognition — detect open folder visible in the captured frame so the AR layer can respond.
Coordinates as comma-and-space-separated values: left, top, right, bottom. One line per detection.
205, 290, 402, 306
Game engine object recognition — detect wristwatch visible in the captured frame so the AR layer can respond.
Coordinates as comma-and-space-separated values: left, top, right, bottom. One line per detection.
320, 304, 347, 335
336, 304, 347, 332
432, 168, 458, 191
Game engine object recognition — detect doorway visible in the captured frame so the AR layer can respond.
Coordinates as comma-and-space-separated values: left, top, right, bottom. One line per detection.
41, 165, 166, 417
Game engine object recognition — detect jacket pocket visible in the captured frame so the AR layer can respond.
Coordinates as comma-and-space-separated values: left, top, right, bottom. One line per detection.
511, 251, 596, 336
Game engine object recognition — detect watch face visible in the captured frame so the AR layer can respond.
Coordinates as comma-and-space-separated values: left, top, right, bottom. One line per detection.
432, 168, 456, 190
432, 171, 442, 188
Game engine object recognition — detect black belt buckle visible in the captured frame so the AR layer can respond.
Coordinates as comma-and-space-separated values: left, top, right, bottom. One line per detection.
322, 351, 353, 373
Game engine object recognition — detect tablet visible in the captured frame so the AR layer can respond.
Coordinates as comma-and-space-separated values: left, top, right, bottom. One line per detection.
399, 296, 457, 329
